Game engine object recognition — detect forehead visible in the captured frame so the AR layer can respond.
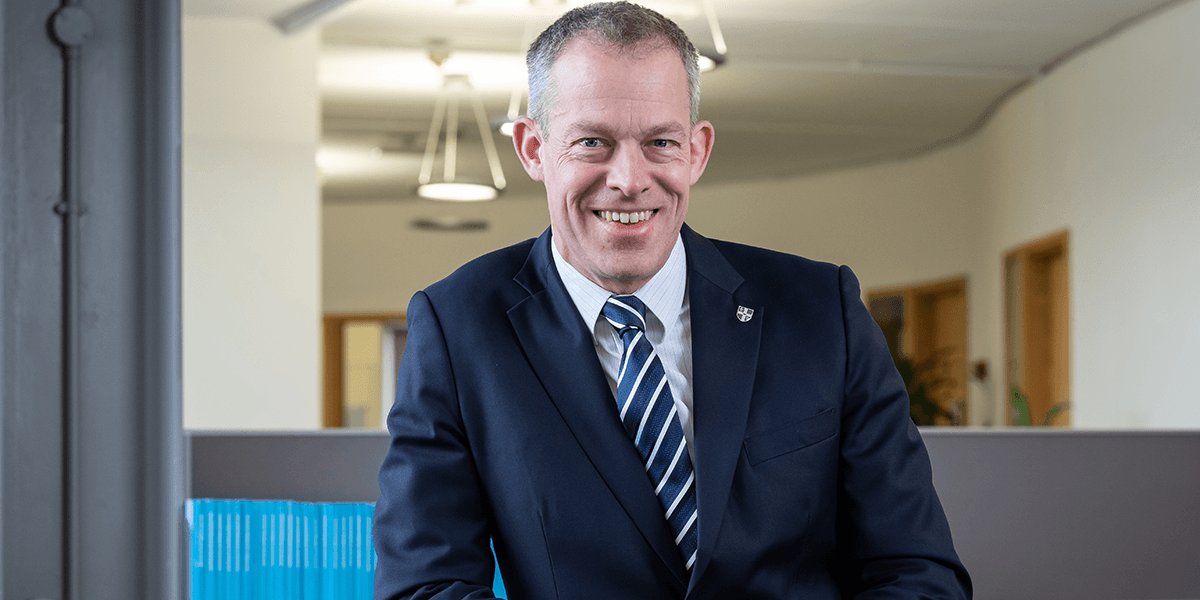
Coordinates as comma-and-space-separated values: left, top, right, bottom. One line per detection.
554, 35, 685, 80
549, 38, 690, 128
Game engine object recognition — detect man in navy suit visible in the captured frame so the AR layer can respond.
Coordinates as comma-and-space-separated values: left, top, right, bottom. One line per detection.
373, 3, 971, 599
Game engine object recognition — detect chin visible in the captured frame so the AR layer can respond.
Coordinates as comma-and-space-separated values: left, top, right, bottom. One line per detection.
598, 264, 656, 285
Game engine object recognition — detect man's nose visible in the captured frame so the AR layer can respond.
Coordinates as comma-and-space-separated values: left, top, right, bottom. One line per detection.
606, 144, 651, 197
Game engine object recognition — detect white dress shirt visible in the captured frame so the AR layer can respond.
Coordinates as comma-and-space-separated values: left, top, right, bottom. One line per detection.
551, 235, 695, 457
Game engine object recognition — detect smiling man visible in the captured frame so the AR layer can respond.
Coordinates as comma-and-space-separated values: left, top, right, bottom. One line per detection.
372, 3, 971, 600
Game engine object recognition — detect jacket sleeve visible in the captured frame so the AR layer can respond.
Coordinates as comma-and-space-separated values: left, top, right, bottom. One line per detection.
373, 290, 498, 600
834, 265, 973, 599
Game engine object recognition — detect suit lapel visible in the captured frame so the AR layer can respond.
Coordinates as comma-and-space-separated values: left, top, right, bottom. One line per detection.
508, 231, 689, 586
681, 226, 762, 590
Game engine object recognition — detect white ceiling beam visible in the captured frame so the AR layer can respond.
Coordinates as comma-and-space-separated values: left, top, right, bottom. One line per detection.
749, 58, 1034, 80
712, 119, 961, 139
272, 0, 359, 34
711, 7, 1094, 35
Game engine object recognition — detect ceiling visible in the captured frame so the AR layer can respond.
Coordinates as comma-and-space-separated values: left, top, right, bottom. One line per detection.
183, 0, 1180, 202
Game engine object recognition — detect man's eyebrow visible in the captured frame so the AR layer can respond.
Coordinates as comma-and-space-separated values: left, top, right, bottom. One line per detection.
561, 122, 689, 139
643, 123, 689, 139
560, 121, 616, 138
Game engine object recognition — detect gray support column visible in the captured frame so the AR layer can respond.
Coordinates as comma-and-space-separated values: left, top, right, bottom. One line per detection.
65, 0, 185, 597
1, 0, 184, 598
1, 0, 69, 597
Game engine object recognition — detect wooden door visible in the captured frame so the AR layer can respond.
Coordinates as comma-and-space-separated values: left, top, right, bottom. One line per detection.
1005, 231, 1070, 426
323, 312, 405, 427
915, 284, 968, 422
868, 276, 969, 425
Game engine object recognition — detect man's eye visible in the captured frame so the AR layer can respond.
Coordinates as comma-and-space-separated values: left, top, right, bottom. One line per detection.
651, 139, 673, 148
580, 138, 603, 148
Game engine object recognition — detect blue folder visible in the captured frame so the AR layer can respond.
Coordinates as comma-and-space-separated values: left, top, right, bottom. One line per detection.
185, 499, 506, 599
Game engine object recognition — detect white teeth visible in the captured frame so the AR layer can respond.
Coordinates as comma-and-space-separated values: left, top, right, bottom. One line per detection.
598, 210, 652, 223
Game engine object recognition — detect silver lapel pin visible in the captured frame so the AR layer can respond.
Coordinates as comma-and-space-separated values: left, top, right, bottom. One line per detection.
736, 305, 754, 322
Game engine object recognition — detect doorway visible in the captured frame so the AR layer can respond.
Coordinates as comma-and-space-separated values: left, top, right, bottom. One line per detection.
1004, 230, 1070, 426
322, 312, 406, 428
868, 276, 969, 426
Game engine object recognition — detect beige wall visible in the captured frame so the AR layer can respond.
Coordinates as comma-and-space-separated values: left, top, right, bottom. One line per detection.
969, 0, 1200, 428
322, 196, 550, 313
183, 17, 322, 429
688, 143, 984, 289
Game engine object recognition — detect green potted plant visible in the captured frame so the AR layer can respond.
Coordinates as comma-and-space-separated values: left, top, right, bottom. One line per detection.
1010, 386, 1070, 426
892, 350, 958, 426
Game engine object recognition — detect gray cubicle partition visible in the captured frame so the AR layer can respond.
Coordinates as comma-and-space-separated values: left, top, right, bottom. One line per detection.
189, 429, 389, 503
921, 429, 1200, 600
188, 429, 1200, 600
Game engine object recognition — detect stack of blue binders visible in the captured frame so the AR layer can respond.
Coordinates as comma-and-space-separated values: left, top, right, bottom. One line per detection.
186, 499, 376, 599
186, 499, 507, 599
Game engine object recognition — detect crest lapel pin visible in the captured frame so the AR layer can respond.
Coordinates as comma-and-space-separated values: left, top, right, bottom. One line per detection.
736, 305, 754, 323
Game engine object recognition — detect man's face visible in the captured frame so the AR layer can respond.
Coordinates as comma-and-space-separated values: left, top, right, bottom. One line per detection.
513, 38, 714, 294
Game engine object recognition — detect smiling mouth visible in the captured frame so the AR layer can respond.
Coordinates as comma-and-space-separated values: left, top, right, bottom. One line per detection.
595, 210, 657, 224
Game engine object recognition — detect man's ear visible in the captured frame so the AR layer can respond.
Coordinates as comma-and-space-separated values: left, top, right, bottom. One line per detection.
511, 116, 545, 182
688, 120, 715, 186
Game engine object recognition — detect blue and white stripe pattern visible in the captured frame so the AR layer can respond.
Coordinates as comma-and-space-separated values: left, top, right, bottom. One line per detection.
602, 294, 698, 572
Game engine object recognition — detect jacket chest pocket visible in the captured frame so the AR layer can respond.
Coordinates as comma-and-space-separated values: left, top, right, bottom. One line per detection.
743, 407, 838, 466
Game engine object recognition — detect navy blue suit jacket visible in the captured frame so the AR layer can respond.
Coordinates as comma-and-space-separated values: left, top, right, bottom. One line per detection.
373, 226, 971, 600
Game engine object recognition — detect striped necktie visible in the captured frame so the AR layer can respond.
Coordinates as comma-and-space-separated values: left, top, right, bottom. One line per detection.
602, 295, 698, 572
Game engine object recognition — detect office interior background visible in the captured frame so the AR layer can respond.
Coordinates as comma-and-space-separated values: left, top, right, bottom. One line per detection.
2, 0, 1198, 598
182, 0, 1199, 431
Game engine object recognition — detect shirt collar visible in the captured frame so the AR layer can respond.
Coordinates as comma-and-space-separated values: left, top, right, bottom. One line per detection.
551, 234, 687, 331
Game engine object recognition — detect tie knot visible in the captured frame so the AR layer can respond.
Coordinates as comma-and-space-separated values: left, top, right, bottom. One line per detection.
602, 295, 647, 332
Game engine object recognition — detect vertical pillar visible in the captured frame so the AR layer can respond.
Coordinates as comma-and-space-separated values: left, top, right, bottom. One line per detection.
1, 0, 184, 597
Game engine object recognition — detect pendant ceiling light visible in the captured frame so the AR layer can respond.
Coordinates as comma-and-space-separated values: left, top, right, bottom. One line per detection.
498, 19, 535, 138
699, 0, 728, 72
417, 68, 506, 202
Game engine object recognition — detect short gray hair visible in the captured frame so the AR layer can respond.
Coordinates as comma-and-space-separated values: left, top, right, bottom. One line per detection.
526, 1, 701, 134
